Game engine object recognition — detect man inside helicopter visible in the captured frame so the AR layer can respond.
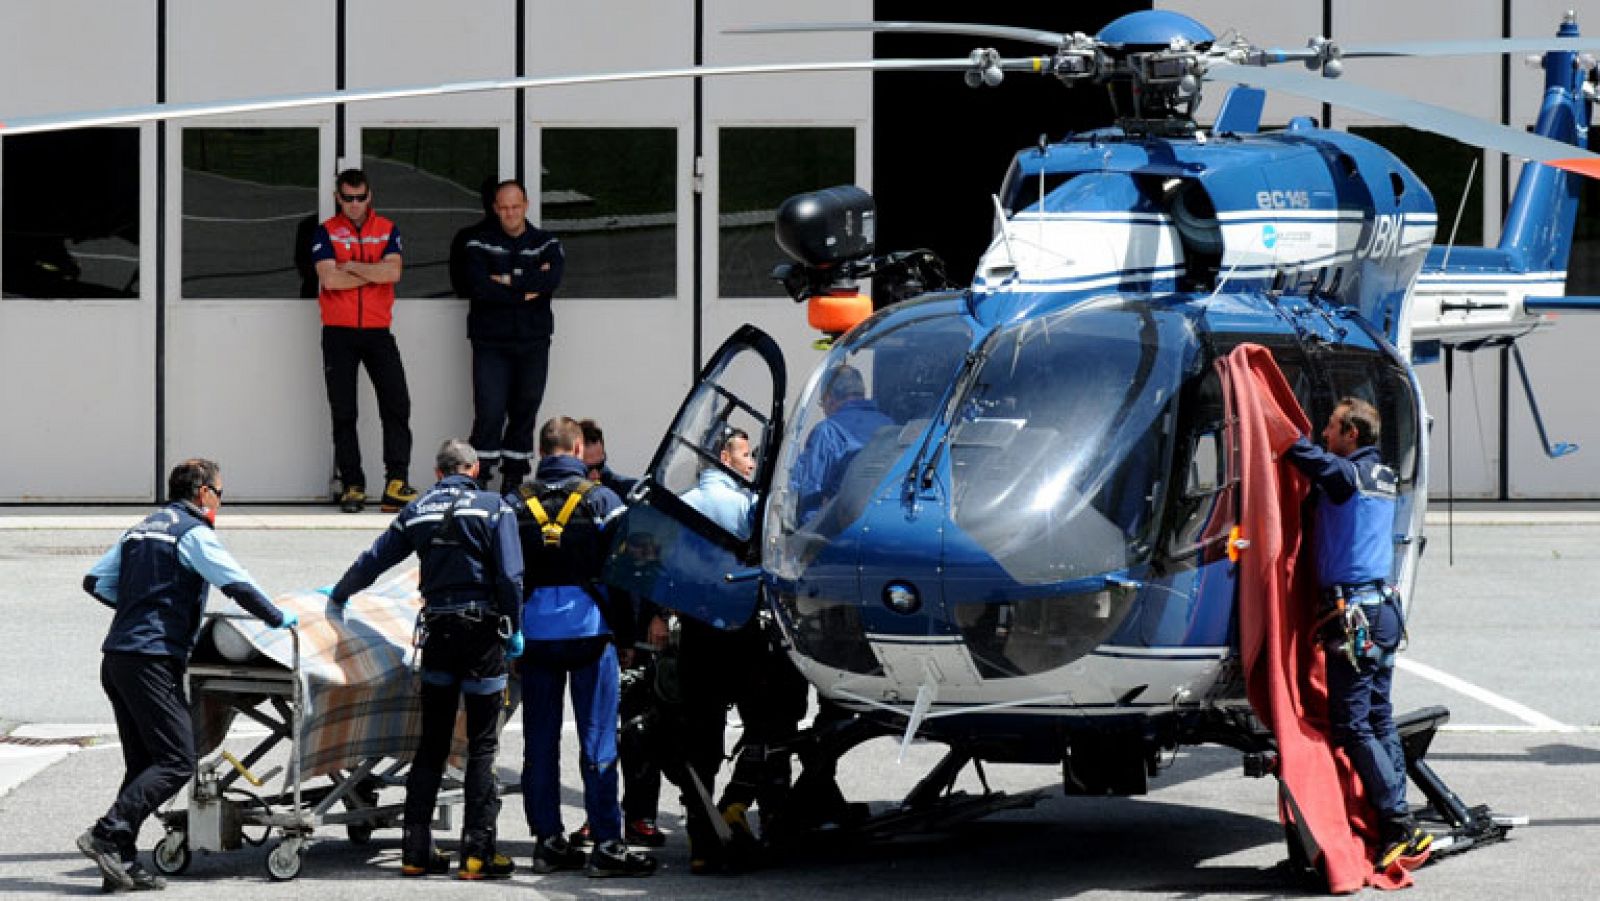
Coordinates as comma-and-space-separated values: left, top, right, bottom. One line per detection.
790, 365, 893, 524
1282, 397, 1432, 871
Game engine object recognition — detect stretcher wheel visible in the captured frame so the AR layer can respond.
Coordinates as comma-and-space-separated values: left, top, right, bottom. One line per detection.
266, 838, 305, 881
152, 831, 190, 876
347, 822, 374, 845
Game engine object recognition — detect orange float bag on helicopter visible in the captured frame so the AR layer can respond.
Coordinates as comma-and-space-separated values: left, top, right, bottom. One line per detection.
1220, 343, 1411, 893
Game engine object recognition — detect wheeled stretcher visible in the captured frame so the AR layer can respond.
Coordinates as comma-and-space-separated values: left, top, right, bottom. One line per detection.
150, 570, 512, 881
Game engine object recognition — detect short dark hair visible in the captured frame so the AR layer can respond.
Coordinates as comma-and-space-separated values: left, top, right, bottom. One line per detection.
715, 425, 749, 456
168, 458, 219, 504
495, 178, 527, 201
578, 418, 605, 447
539, 417, 583, 455
1336, 397, 1381, 447
336, 168, 368, 190
436, 438, 477, 474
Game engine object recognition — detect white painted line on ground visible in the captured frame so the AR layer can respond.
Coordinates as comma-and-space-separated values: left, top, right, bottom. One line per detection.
1398, 657, 1576, 732
0, 743, 81, 798
1440, 723, 1600, 733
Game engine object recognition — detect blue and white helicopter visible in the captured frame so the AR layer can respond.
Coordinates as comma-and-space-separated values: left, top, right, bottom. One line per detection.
603, 8, 1600, 866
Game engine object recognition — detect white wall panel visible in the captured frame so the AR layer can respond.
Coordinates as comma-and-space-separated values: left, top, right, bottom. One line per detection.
0, 1, 154, 114
0, 303, 156, 500
1415, 351, 1503, 499
1506, 319, 1600, 498
169, 0, 332, 103
525, 0, 693, 122
702, 0, 871, 119
349, 0, 516, 124
1335, 0, 1500, 130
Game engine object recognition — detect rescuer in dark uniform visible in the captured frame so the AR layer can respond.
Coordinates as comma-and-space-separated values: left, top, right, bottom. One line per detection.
1283, 396, 1432, 870
78, 458, 296, 892
463, 180, 565, 493
328, 438, 524, 880
513, 416, 656, 877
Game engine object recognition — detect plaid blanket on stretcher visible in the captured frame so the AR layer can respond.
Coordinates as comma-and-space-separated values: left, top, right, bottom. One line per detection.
194, 568, 429, 779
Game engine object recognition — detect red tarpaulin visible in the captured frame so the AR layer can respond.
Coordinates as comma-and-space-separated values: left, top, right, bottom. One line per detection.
1221, 343, 1412, 892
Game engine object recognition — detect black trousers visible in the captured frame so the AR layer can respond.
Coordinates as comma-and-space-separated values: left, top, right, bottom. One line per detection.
405, 615, 507, 856
95, 653, 194, 859
677, 618, 808, 857
469, 338, 550, 486
619, 656, 662, 821
322, 325, 413, 489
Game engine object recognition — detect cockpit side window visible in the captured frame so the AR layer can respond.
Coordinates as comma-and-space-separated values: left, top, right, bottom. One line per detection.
1321, 350, 1418, 484
1164, 366, 1235, 563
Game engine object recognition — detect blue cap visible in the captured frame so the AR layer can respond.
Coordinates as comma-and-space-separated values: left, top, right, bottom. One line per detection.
1097, 10, 1215, 48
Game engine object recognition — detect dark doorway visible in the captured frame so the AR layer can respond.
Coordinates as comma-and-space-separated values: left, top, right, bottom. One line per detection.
872, 1, 1151, 292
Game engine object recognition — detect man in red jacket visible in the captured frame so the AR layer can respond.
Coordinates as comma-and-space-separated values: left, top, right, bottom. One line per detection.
311, 168, 417, 513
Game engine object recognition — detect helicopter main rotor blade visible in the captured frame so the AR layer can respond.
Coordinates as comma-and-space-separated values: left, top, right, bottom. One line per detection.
0, 57, 1037, 136
1205, 62, 1600, 179
728, 20, 1067, 49
1335, 36, 1600, 59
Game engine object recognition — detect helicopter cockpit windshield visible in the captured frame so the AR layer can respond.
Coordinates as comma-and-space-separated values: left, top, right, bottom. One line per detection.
946, 298, 1195, 585
765, 298, 974, 580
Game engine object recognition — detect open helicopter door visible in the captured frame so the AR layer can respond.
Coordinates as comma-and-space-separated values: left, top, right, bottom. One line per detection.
604, 325, 786, 630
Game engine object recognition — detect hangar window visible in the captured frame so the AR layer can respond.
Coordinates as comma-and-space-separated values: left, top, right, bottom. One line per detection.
719, 127, 855, 298
363, 128, 498, 298
3, 128, 140, 299
181, 128, 317, 299
541, 127, 677, 298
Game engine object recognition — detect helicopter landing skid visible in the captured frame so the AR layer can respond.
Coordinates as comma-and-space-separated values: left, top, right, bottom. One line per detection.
1277, 705, 1513, 884
855, 747, 1048, 841
773, 710, 1044, 846
1396, 705, 1514, 860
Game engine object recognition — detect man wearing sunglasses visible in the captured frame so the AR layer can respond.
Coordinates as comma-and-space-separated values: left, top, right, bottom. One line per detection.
77, 458, 297, 891
311, 168, 418, 514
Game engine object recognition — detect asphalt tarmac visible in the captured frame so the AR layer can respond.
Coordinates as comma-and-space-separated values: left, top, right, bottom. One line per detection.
2, 508, 1598, 898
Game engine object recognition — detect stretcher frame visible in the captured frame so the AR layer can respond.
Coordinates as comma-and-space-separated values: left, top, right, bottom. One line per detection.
150, 612, 481, 881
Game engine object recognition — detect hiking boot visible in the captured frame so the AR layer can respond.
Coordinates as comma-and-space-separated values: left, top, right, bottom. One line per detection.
380, 479, 418, 512
457, 852, 515, 881
401, 826, 450, 877
568, 822, 593, 848
77, 831, 133, 891
400, 848, 451, 878
587, 840, 657, 878
339, 486, 366, 513
624, 818, 666, 848
103, 861, 167, 892
1377, 822, 1434, 870
530, 834, 586, 874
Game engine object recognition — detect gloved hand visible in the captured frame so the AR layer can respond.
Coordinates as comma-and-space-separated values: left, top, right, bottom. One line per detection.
506, 631, 525, 660
314, 585, 335, 598
277, 611, 300, 630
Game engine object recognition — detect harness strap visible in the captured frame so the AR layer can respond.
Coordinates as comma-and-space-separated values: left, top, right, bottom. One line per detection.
524, 479, 596, 546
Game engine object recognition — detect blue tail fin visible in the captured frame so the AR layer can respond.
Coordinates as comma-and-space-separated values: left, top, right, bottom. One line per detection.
1498, 14, 1592, 274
